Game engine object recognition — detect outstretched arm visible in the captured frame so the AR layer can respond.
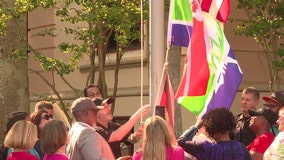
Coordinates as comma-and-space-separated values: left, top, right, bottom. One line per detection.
108, 105, 150, 142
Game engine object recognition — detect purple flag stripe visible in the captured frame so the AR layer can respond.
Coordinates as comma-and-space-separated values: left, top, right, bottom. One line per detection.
169, 24, 193, 47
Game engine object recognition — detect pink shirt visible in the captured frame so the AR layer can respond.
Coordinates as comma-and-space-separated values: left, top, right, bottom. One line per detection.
7, 151, 37, 160
247, 132, 275, 154
132, 145, 184, 160
43, 153, 69, 160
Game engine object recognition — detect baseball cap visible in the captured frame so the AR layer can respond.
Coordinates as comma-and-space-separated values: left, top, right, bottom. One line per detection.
93, 97, 113, 109
263, 92, 284, 105
249, 108, 277, 126
71, 97, 102, 113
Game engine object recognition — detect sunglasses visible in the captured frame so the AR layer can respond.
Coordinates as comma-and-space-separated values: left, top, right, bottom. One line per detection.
263, 104, 281, 109
41, 114, 53, 120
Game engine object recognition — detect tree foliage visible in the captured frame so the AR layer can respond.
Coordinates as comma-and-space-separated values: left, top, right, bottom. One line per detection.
54, 0, 146, 112
0, 0, 56, 154
0, 0, 56, 33
235, 0, 284, 91
1, 0, 147, 117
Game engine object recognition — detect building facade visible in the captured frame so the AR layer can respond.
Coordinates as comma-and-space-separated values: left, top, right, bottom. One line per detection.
28, 1, 284, 149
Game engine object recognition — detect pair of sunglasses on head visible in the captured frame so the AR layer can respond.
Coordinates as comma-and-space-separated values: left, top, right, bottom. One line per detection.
41, 114, 70, 131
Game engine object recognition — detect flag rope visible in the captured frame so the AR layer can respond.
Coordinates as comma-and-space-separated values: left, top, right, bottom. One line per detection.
140, 0, 144, 123
153, 44, 171, 112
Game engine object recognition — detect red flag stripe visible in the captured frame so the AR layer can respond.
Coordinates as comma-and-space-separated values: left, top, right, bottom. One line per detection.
199, 0, 230, 22
188, 0, 210, 96
200, 0, 213, 12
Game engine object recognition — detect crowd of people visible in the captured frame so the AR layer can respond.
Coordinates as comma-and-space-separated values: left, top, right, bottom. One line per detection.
1, 85, 284, 160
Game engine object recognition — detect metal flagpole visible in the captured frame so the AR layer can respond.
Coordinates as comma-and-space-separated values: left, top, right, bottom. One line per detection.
149, 0, 165, 116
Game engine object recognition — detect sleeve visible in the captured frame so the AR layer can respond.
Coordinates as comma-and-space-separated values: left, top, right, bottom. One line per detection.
232, 115, 242, 141
248, 133, 274, 154
132, 150, 142, 160
264, 132, 284, 159
173, 146, 185, 159
95, 126, 112, 141
121, 132, 131, 145
179, 126, 198, 141
79, 129, 110, 160
177, 135, 205, 156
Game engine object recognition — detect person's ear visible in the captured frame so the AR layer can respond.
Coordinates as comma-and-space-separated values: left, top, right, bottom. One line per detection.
83, 110, 89, 116
262, 117, 269, 124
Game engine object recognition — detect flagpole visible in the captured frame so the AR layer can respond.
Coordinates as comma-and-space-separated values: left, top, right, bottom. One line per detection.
149, 0, 165, 116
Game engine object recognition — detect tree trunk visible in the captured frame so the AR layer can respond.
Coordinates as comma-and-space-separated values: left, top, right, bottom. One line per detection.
97, 22, 108, 98
270, 75, 281, 92
0, 13, 29, 145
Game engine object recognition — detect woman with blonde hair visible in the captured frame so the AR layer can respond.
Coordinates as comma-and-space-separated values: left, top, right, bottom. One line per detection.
41, 120, 69, 160
1, 111, 40, 159
4, 120, 38, 160
132, 116, 184, 160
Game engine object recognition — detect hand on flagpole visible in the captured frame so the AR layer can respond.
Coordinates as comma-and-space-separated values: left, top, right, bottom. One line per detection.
130, 122, 144, 143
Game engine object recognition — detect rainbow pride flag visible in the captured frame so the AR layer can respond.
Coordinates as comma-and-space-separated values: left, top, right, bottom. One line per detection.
170, 0, 242, 117
167, 0, 193, 47
200, 0, 230, 22
167, 0, 230, 47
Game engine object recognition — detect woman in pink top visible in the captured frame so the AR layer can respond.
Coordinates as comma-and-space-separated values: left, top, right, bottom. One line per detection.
41, 120, 69, 160
132, 116, 184, 160
4, 120, 38, 160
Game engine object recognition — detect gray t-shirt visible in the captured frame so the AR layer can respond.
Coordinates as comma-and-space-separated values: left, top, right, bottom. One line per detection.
66, 122, 115, 160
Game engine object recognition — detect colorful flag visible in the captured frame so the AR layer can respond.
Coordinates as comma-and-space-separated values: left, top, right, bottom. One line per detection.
175, 0, 243, 117
167, 0, 193, 47
167, 0, 230, 47
200, 12, 242, 116
175, 0, 210, 116
200, 0, 230, 22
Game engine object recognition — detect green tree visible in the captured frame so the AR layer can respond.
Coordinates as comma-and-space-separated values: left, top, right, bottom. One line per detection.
0, 0, 149, 120
1, 0, 147, 120
0, 0, 184, 144
234, 0, 284, 92
0, 0, 55, 151
53, 0, 146, 113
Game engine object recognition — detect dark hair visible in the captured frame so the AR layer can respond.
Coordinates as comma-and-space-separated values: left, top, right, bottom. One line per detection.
243, 87, 259, 100
83, 84, 102, 97
41, 120, 67, 153
35, 101, 53, 111
30, 110, 48, 138
155, 106, 165, 120
0, 145, 8, 160
203, 108, 236, 138
6, 111, 29, 133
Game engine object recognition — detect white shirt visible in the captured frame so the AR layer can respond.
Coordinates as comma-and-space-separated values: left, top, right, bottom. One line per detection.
264, 131, 284, 160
